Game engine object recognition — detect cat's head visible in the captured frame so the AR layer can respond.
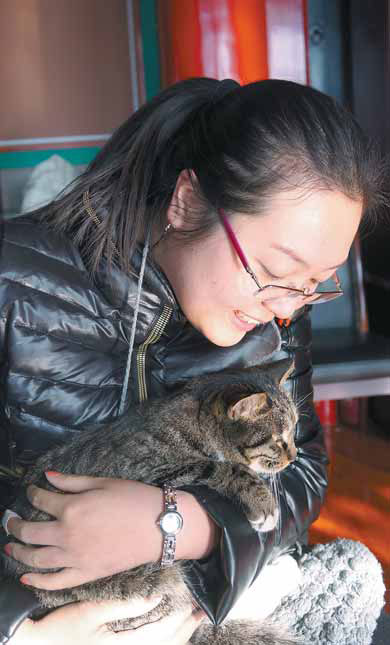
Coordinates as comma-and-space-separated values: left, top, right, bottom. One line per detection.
195, 359, 298, 474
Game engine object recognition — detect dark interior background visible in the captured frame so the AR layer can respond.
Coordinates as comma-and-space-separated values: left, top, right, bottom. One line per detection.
308, 0, 390, 427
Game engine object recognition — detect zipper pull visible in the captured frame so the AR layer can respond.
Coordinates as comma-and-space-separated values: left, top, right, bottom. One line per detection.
277, 318, 292, 328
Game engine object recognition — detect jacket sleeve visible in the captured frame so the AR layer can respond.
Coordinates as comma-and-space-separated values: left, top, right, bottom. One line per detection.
0, 575, 40, 643
181, 306, 329, 625
0, 220, 41, 642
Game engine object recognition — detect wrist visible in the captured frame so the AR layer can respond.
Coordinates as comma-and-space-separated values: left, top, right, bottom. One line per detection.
174, 490, 220, 561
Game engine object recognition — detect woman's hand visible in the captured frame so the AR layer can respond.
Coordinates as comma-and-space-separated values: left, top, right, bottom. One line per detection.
6, 472, 219, 590
10, 596, 207, 645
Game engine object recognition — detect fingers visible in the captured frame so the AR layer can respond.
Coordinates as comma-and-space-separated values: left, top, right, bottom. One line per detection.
19, 567, 87, 590
190, 608, 207, 625
5, 543, 67, 570
45, 471, 108, 492
114, 606, 207, 644
7, 473, 110, 532
26, 484, 67, 518
6, 517, 60, 546
171, 608, 207, 644
2, 509, 22, 535
84, 596, 162, 625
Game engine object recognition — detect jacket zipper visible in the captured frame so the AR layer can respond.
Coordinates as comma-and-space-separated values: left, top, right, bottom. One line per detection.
136, 305, 172, 402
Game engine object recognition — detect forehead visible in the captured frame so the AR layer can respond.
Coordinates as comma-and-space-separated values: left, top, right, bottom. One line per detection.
234, 189, 363, 270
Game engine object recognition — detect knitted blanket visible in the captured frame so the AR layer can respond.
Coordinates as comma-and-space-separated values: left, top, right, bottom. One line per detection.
268, 538, 386, 644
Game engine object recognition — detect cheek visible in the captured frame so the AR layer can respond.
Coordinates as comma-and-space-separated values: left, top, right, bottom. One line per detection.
170, 251, 276, 343
197, 263, 248, 308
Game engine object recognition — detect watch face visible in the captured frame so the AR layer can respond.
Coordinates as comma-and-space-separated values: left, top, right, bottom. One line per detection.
160, 511, 183, 535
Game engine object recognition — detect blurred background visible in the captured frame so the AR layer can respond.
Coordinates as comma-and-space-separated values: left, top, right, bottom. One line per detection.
0, 0, 389, 631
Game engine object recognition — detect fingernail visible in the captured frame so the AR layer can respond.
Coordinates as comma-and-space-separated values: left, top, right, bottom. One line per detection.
2, 509, 22, 535
4, 544, 12, 556
45, 470, 61, 476
20, 576, 30, 585
147, 595, 162, 603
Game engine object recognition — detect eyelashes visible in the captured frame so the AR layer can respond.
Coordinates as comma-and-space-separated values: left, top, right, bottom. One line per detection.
257, 260, 283, 281
265, 270, 282, 281
262, 263, 335, 285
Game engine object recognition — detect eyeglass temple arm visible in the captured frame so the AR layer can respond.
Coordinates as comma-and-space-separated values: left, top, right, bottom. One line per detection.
219, 210, 263, 286
333, 271, 342, 290
220, 209, 342, 294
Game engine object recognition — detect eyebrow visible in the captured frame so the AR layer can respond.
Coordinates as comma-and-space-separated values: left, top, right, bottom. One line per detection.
270, 243, 347, 271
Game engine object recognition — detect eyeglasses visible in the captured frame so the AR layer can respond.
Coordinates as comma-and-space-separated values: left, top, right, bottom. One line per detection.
219, 209, 343, 305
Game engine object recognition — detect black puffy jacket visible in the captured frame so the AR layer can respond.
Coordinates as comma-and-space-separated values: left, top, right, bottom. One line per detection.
0, 215, 329, 638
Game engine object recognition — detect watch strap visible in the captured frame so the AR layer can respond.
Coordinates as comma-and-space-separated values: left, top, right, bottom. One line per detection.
161, 533, 177, 568
159, 484, 181, 568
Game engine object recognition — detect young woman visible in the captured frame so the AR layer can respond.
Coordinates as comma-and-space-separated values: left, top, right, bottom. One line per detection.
0, 77, 386, 644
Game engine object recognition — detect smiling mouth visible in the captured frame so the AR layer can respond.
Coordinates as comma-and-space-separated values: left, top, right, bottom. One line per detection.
235, 310, 264, 325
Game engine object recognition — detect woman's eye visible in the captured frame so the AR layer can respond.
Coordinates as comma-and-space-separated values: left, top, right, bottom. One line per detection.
260, 264, 282, 281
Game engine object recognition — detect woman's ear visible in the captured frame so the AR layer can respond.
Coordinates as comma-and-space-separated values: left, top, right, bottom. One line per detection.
166, 169, 198, 230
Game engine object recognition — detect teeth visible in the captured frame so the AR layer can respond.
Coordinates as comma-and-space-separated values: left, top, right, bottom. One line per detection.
236, 310, 261, 325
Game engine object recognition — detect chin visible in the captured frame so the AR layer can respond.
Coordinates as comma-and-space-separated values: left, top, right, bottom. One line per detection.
201, 325, 246, 348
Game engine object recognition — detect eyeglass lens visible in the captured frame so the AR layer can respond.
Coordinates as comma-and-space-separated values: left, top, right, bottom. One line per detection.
257, 286, 343, 304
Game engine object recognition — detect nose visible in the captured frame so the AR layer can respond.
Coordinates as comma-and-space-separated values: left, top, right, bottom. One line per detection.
258, 311, 275, 323
262, 298, 302, 319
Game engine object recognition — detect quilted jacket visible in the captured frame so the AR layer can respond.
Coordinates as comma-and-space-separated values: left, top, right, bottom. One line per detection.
0, 215, 329, 639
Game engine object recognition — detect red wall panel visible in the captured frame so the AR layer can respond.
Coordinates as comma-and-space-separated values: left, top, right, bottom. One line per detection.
158, 0, 269, 86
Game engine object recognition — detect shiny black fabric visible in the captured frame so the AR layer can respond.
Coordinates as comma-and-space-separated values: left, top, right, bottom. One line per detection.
0, 215, 329, 631
0, 573, 41, 643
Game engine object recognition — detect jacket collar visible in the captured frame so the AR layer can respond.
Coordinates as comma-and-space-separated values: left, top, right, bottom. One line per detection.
95, 244, 281, 357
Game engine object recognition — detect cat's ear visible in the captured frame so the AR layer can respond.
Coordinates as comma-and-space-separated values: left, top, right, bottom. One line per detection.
264, 358, 295, 386
227, 392, 269, 421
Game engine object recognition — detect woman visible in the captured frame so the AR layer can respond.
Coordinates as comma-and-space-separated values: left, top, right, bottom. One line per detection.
0, 77, 386, 644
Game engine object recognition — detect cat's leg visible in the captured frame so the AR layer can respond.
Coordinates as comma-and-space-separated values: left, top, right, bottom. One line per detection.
171, 462, 278, 532
209, 462, 278, 532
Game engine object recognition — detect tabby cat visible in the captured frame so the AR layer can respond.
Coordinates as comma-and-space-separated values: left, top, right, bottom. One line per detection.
2, 358, 305, 644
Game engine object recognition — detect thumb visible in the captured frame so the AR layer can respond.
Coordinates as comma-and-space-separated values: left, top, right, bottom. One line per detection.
83, 596, 162, 626
169, 608, 208, 645
44, 471, 106, 492
192, 609, 208, 623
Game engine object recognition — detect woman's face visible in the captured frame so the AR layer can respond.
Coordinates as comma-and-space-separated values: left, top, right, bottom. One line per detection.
155, 174, 362, 347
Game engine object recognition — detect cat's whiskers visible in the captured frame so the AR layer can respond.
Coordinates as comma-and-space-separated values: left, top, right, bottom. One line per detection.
295, 392, 311, 410
268, 471, 282, 544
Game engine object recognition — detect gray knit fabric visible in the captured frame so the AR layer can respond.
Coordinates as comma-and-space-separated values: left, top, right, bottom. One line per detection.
268, 539, 386, 644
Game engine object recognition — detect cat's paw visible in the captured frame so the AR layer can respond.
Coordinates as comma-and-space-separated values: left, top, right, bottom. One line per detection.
250, 507, 279, 533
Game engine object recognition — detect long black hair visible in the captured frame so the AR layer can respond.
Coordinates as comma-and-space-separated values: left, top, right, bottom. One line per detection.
38, 77, 387, 276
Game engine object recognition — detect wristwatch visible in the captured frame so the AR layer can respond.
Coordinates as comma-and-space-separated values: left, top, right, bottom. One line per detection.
156, 483, 183, 567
